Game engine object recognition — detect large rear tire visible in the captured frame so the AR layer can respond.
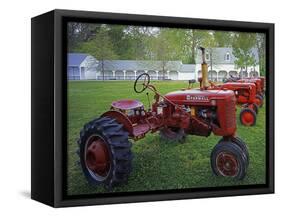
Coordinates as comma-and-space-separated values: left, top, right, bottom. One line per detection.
77, 117, 133, 189
211, 140, 247, 180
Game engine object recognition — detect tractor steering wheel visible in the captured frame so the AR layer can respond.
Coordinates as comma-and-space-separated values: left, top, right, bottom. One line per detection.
134, 73, 151, 93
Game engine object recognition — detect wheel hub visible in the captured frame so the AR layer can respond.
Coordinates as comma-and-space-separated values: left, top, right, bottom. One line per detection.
216, 152, 238, 177
241, 111, 254, 125
85, 137, 111, 179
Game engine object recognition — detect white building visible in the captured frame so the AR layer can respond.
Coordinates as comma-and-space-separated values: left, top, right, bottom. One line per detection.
67, 47, 260, 81
68, 54, 196, 81
67, 53, 99, 80
95, 60, 195, 81
195, 47, 260, 81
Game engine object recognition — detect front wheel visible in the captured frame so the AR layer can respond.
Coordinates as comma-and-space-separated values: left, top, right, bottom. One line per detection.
240, 108, 256, 126
219, 137, 249, 167
211, 140, 247, 180
247, 103, 258, 115
77, 117, 133, 189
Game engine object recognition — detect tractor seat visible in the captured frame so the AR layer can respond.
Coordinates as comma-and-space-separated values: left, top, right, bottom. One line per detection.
111, 99, 144, 110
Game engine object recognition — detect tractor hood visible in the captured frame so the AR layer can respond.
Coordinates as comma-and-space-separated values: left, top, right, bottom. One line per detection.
219, 82, 256, 89
164, 89, 235, 104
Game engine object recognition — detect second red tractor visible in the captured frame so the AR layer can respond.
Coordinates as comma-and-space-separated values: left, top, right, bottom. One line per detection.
225, 76, 265, 107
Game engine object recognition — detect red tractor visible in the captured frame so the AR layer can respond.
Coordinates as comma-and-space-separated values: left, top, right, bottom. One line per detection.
77, 47, 249, 189
225, 76, 264, 107
238, 78, 265, 102
207, 82, 259, 126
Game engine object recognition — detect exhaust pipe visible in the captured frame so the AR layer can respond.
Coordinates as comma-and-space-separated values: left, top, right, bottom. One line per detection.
199, 47, 209, 89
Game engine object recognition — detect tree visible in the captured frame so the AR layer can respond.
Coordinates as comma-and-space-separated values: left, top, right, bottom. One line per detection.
147, 28, 182, 79
67, 22, 101, 51
183, 30, 213, 64
213, 31, 233, 47
256, 33, 266, 76
232, 33, 257, 78
76, 26, 118, 80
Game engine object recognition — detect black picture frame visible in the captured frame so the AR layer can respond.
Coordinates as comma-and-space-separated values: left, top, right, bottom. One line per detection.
31, 9, 274, 207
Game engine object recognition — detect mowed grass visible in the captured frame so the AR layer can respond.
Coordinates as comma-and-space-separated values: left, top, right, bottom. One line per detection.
67, 80, 266, 195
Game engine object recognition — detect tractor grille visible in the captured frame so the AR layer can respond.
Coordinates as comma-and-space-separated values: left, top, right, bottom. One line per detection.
225, 99, 236, 128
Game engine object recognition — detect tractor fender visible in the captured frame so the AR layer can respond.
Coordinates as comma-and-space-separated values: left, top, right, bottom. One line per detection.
101, 110, 134, 136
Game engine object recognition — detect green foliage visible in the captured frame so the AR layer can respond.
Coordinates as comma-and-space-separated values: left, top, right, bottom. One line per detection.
213, 31, 233, 47
68, 22, 101, 51
69, 23, 265, 72
146, 28, 185, 75
183, 30, 213, 63
232, 33, 257, 70
75, 26, 117, 60
75, 26, 118, 79
256, 33, 266, 75
67, 80, 266, 195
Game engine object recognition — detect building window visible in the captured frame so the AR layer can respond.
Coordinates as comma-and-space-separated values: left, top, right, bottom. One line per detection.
206, 52, 210, 61
226, 52, 230, 61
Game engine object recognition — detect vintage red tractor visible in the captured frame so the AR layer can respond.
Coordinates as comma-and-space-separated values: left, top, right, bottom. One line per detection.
207, 82, 260, 126
238, 78, 265, 102
77, 47, 249, 189
225, 76, 265, 107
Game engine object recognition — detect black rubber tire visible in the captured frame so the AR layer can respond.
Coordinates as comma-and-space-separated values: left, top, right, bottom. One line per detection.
240, 108, 256, 126
252, 103, 259, 115
258, 93, 264, 100
219, 137, 249, 167
159, 127, 186, 143
211, 140, 247, 180
77, 117, 133, 189
255, 94, 263, 108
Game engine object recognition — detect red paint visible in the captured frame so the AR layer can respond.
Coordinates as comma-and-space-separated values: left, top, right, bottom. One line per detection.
211, 82, 257, 105
86, 137, 111, 178
101, 110, 134, 136
111, 99, 143, 110
238, 78, 263, 96
240, 111, 255, 126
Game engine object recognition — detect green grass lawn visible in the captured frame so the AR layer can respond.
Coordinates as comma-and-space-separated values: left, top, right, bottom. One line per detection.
67, 80, 266, 195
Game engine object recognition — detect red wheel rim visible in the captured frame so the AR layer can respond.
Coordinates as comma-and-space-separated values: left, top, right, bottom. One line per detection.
216, 152, 238, 177
241, 111, 255, 126
85, 136, 111, 181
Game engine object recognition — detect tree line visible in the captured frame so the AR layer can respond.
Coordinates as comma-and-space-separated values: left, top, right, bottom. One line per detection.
68, 22, 266, 76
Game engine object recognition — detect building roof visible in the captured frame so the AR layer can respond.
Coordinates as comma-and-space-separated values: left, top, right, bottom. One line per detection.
97, 60, 183, 71
180, 64, 195, 72
68, 53, 88, 66
195, 47, 259, 64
